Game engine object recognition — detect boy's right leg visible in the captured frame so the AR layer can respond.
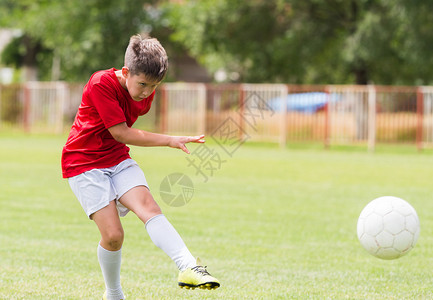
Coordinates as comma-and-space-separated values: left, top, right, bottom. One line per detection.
119, 186, 220, 290
92, 201, 125, 300
119, 186, 196, 271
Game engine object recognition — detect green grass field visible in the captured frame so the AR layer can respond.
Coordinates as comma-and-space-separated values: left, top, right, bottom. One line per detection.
1, 134, 433, 299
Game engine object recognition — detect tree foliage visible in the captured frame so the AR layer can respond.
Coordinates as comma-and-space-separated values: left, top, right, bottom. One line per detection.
1, 0, 433, 84
0, 0, 154, 81
166, 0, 433, 85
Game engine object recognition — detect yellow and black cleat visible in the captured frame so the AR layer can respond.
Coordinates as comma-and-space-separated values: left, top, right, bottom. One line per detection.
178, 258, 220, 290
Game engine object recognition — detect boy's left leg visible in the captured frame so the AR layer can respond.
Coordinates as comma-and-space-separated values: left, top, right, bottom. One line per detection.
92, 201, 125, 300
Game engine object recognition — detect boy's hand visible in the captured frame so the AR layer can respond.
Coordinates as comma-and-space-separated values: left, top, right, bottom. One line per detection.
168, 134, 205, 154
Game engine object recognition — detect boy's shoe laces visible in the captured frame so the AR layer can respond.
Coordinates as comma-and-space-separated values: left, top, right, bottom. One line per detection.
191, 265, 211, 276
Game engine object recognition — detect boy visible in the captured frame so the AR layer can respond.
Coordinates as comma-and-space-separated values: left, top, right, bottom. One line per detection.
61, 34, 220, 300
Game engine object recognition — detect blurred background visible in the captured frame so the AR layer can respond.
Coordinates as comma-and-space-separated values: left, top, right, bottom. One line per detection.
1, 0, 433, 150
2, 3, 433, 298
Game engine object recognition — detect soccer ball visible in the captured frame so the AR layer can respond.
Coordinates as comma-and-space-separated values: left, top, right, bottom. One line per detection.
357, 196, 420, 260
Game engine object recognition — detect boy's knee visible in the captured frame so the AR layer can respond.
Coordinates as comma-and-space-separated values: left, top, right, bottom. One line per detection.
149, 203, 162, 215
105, 228, 124, 250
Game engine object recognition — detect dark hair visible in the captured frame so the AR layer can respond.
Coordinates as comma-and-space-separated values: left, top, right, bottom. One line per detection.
124, 34, 168, 81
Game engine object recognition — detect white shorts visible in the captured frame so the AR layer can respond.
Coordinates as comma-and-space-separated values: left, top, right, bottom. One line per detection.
68, 159, 148, 219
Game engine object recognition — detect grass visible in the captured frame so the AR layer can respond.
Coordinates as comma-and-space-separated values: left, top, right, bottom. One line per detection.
1, 133, 433, 299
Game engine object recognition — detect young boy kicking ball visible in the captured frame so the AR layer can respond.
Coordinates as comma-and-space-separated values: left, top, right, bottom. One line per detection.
61, 34, 219, 300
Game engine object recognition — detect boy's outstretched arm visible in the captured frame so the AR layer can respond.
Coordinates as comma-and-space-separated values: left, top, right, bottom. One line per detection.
108, 122, 205, 154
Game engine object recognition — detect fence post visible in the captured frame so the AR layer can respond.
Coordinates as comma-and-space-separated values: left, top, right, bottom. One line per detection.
23, 84, 31, 132
367, 85, 376, 152
416, 87, 424, 151
55, 82, 66, 134
239, 85, 245, 141
159, 85, 167, 134
324, 86, 330, 149
197, 83, 206, 135
280, 85, 288, 148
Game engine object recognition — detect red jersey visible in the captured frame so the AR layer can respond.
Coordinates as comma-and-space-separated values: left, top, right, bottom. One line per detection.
61, 68, 154, 178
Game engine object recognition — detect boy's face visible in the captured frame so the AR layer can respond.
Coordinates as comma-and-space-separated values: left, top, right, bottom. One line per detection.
122, 67, 161, 101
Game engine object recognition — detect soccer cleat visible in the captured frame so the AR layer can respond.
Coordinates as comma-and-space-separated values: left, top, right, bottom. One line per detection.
178, 258, 220, 290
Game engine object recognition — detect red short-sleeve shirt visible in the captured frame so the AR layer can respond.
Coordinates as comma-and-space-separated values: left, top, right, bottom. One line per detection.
61, 68, 154, 178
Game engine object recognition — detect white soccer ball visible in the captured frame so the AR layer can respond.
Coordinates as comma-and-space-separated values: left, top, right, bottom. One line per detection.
357, 196, 420, 260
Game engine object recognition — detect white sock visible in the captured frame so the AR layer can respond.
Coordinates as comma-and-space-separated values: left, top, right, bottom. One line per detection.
145, 214, 196, 271
97, 244, 125, 300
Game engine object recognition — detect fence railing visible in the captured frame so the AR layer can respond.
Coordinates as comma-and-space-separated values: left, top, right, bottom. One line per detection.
0, 82, 84, 134
1, 82, 433, 150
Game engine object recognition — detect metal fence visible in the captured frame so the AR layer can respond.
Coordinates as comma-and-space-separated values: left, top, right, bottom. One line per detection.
1, 82, 433, 150
0, 82, 83, 133
159, 83, 206, 135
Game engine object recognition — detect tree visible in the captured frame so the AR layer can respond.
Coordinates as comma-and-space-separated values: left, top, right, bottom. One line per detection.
1, 33, 52, 81
0, 0, 155, 81
2, 0, 433, 84
165, 0, 433, 85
